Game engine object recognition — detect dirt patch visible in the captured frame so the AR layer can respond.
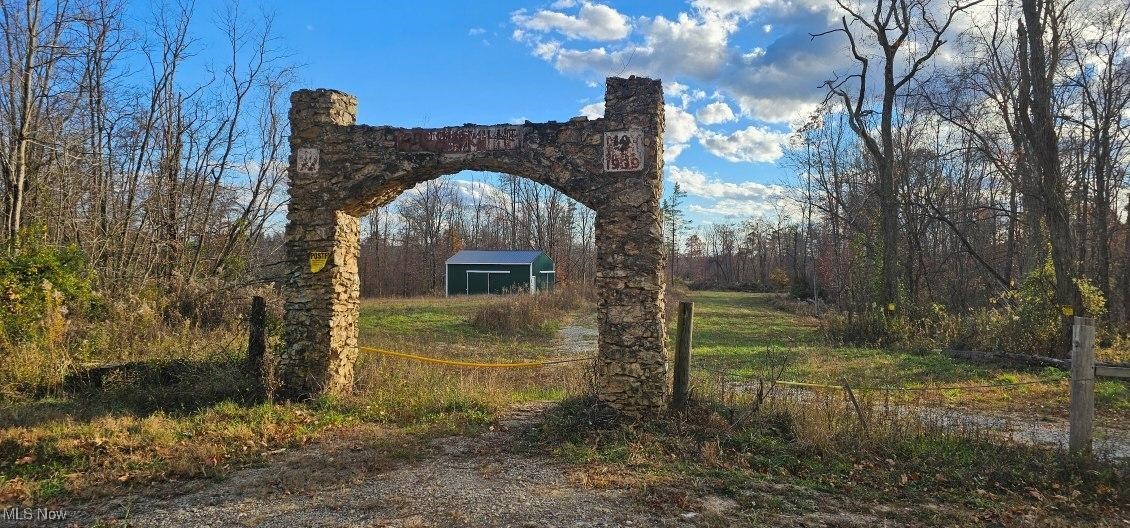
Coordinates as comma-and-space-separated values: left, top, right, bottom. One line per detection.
66, 403, 693, 527
557, 312, 598, 357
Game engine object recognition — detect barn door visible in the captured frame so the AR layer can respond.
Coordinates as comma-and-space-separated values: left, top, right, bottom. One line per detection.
466, 272, 488, 294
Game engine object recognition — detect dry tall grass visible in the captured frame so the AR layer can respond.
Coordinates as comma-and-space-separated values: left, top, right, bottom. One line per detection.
468, 285, 594, 337
1, 280, 280, 400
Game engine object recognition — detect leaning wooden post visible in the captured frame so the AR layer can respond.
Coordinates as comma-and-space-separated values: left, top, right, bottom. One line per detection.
247, 296, 267, 379
672, 301, 694, 410
1069, 316, 1095, 455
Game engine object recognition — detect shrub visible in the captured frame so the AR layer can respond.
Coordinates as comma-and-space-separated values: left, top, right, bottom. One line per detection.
768, 267, 790, 292
0, 229, 99, 395
820, 258, 1108, 357
820, 305, 916, 348
468, 285, 594, 337
0, 228, 96, 344
958, 259, 1105, 356
768, 293, 830, 318
0, 228, 282, 398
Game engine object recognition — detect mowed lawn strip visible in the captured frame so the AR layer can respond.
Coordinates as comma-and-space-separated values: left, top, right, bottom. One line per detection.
358, 295, 571, 360
680, 291, 1130, 422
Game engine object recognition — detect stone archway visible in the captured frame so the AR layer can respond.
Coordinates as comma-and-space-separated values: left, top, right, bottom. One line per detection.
276, 76, 668, 416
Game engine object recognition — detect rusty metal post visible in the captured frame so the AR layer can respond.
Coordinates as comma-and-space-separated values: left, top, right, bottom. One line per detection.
672, 301, 694, 410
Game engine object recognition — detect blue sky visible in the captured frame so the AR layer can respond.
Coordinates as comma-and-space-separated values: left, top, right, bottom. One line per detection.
144, 0, 853, 225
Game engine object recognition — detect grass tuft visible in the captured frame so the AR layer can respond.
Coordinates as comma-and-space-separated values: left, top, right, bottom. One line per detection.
468, 286, 592, 338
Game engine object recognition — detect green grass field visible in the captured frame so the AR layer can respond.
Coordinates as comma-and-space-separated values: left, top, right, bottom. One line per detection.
681, 291, 1130, 422
2, 289, 1126, 516
357, 295, 571, 358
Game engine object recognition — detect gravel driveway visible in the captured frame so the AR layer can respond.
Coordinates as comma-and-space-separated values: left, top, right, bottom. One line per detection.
66, 403, 694, 528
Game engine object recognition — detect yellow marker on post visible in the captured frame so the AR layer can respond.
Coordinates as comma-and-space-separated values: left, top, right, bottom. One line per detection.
1061, 305, 1074, 316
309, 251, 328, 273
887, 303, 896, 312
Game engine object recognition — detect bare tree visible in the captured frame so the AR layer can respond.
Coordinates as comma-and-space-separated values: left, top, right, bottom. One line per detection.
816, 0, 984, 306
1017, 0, 1081, 330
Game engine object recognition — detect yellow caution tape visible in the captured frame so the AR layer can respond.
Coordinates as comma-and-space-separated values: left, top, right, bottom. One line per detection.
358, 346, 593, 369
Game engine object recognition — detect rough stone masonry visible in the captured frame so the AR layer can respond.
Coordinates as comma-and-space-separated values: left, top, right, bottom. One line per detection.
277, 76, 668, 416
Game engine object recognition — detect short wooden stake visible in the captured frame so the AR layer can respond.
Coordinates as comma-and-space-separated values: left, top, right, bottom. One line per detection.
1069, 316, 1095, 455
247, 296, 267, 378
672, 301, 694, 410
843, 382, 868, 432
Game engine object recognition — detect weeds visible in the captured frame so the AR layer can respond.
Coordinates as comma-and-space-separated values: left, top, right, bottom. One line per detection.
819, 259, 1117, 359
468, 285, 593, 337
538, 391, 1128, 524
0, 290, 591, 503
0, 351, 589, 503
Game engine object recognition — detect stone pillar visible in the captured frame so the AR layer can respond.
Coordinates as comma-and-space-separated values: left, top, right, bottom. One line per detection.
277, 89, 361, 400
593, 77, 668, 415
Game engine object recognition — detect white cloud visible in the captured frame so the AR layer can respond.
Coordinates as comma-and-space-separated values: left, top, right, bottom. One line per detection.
665, 81, 691, 98
468, 27, 486, 36
544, 11, 737, 81
666, 81, 707, 108
1117, 188, 1129, 222
452, 178, 509, 204
726, 28, 846, 123
695, 101, 736, 124
670, 166, 798, 219
516, 0, 848, 124
534, 41, 562, 59
698, 125, 787, 163
689, 198, 784, 218
691, 0, 774, 18
578, 101, 605, 119
668, 166, 786, 201
665, 143, 689, 161
511, 2, 631, 41
664, 104, 698, 162
664, 104, 698, 144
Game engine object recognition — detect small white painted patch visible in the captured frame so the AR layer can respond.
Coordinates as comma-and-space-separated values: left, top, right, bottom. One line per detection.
603, 130, 643, 172
296, 148, 320, 173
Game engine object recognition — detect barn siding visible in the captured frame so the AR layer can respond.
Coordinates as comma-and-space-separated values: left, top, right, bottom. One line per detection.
532, 253, 555, 292
446, 263, 532, 295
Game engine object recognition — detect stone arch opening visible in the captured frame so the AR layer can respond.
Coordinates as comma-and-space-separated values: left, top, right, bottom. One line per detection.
356, 170, 595, 298
276, 76, 668, 416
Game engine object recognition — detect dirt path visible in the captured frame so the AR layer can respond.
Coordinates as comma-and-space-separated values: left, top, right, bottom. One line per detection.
556, 312, 598, 357
910, 403, 1130, 458
70, 403, 691, 528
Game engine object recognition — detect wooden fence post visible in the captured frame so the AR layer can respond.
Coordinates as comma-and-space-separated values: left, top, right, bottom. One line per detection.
1069, 316, 1095, 455
672, 301, 694, 410
247, 296, 267, 379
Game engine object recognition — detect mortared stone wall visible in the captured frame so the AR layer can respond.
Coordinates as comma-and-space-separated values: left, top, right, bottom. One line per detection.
277, 76, 668, 416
